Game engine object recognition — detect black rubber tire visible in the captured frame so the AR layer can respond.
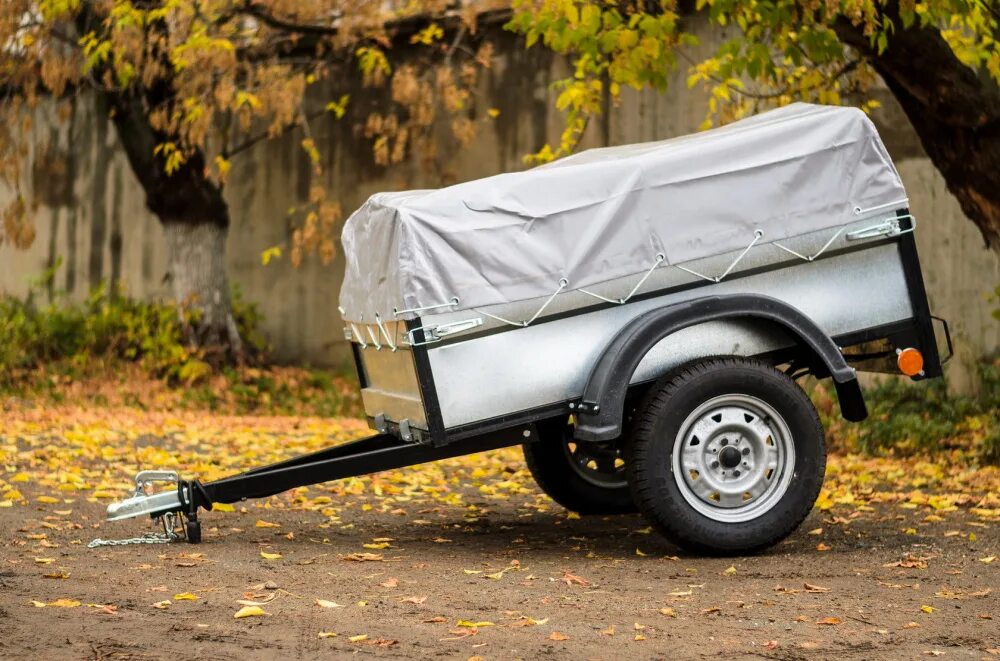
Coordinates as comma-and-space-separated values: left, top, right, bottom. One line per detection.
523, 418, 637, 515
624, 357, 826, 555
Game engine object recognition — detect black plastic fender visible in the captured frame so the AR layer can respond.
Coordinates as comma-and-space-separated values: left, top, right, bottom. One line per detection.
573, 294, 867, 441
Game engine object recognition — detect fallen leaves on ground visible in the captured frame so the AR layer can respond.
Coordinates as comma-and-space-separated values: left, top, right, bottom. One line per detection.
32, 599, 81, 608
456, 620, 494, 628
1, 401, 998, 654
234, 606, 268, 619
343, 553, 383, 562
561, 571, 590, 587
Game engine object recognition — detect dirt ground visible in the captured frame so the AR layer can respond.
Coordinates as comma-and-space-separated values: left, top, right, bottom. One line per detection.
1, 407, 998, 660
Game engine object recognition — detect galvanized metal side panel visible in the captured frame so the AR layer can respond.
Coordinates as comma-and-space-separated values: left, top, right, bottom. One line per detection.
428, 244, 913, 429
358, 343, 427, 429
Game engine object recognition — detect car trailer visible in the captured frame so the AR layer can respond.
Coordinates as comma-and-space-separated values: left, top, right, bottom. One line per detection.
97, 104, 950, 554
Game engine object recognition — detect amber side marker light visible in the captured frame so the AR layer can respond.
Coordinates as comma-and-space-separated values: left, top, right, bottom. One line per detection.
897, 347, 925, 377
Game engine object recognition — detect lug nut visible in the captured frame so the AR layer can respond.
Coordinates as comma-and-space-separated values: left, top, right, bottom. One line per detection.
711, 461, 720, 469
733, 470, 741, 477
742, 447, 750, 455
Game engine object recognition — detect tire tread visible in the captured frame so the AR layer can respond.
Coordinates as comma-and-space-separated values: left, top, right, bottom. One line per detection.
625, 357, 826, 555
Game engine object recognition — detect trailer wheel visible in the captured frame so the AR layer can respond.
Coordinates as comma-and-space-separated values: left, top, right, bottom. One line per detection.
625, 357, 825, 554
523, 418, 637, 515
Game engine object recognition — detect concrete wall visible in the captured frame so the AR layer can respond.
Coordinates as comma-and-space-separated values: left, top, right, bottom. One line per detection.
2, 26, 997, 384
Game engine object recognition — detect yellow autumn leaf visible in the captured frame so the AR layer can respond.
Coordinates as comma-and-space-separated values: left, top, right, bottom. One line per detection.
152, 600, 171, 609
920, 605, 936, 614
48, 599, 81, 608
348, 634, 368, 643
36, 496, 59, 504
255, 520, 280, 528
522, 617, 548, 626
363, 542, 391, 549
34, 558, 55, 564
316, 599, 344, 608
722, 565, 737, 576
318, 631, 338, 638
260, 551, 282, 560
635, 547, 647, 557
979, 555, 996, 564
173, 592, 199, 601
234, 606, 268, 619
212, 503, 235, 512
456, 620, 495, 628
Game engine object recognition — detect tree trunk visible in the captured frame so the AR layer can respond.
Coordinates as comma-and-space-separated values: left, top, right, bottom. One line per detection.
102, 92, 244, 360
834, 6, 1000, 252
163, 220, 243, 359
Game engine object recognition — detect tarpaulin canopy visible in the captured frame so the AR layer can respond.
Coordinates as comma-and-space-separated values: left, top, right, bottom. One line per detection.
339, 103, 907, 322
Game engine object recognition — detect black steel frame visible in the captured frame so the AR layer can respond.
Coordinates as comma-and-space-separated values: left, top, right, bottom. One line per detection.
165, 423, 536, 540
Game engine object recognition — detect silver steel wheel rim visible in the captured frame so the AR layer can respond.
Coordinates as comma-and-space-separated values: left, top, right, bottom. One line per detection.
563, 437, 628, 489
671, 394, 795, 523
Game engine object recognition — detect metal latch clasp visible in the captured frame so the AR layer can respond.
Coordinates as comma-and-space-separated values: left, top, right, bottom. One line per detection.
133, 470, 179, 496
846, 214, 916, 241
406, 317, 483, 346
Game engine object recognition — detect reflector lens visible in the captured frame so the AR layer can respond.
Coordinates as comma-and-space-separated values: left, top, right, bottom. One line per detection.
897, 348, 924, 376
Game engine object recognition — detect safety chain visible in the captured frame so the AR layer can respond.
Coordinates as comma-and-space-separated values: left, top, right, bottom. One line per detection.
88, 513, 182, 548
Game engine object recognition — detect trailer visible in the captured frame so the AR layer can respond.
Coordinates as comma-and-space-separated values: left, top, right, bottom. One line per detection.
97, 103, 949, 554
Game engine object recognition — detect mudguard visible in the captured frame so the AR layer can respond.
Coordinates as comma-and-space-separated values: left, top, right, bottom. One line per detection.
573, 294, 867, 441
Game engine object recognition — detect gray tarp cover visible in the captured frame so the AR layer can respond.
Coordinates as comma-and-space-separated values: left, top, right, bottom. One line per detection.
339, 103, 907, 322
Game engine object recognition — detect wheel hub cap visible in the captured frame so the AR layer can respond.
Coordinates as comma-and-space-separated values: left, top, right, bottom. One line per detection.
719, 445, 741, 469
671, 394, 796, 524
